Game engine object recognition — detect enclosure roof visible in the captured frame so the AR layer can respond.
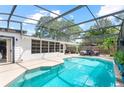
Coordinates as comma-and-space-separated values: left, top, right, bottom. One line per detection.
0, 5, 124, 40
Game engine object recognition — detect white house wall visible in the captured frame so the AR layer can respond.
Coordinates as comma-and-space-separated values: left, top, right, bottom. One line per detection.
0, 31, 68, 62
19, 37, 64, 62
0, 31, 21, 62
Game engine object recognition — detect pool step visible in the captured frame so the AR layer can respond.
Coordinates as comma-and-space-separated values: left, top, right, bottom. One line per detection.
24, 70, 50, 80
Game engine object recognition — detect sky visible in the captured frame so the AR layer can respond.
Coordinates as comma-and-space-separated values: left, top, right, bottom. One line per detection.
0, 5, 124, 35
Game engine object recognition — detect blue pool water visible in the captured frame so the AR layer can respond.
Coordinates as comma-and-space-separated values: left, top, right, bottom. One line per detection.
8, 57, 116, 87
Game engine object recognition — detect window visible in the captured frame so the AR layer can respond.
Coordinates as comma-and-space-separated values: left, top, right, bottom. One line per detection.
55, 42, 60, 52
31, 40, 40, 54
42, 41, 48, 53
31, 39, 62, 53
49, 42, 54, 52
60, 44, 63, 53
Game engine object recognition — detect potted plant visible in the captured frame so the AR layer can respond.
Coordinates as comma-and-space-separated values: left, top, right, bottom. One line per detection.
114, 51, 124, 72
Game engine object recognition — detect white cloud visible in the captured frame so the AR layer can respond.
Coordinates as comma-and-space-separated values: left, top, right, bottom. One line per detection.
24, 10, 61, 24
50, 10, 61, 18
0, 17, 3, 23
39, 10, 50, 16
10, 26, 14, 29
69, 15, 74, 19
97, 5, 124, 22
97, 5, 124, 16
75, 39, 82, 43
24, 10, 49, 24
79, 24, 85, 29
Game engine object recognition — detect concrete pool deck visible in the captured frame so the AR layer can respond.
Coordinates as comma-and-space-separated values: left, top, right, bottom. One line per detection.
0, 54, 124, 87
0, 54, 78, 86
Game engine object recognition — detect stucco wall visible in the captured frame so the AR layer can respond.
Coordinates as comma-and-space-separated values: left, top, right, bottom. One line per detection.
17, 37, 66, 62
0, 31, 21, 62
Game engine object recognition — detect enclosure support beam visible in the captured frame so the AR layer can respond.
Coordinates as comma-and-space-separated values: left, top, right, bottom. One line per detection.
117, 20, 124, 50
113, 15, 123, 21
20, 22, 23, 35
34, 5, 70, 21
41, 5, 85, 26
69, 24, 121, 35
0, 19, 36, 25
34, 5, 83, 30
75, 33, 119, 39
86, 5, 100, 29
61, 9, 124, 30
7, 5, 17, 30
34, 5, 79, 25
0, 12, 38, 22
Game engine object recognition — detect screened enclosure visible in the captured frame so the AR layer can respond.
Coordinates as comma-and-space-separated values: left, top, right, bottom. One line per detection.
0, 5, 124, 45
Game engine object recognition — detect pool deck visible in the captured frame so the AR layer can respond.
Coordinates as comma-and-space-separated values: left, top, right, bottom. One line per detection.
0, 54, 124, 87
0, 54, 77, 87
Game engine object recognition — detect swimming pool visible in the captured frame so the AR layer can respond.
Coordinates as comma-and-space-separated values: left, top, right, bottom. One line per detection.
7, 57, 116, 87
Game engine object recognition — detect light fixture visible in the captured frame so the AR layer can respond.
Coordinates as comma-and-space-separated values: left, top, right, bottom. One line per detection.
16, 38, 18, 41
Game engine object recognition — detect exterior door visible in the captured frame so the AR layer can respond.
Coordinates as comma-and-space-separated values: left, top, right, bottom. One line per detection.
0, 36, 14, 63
6, 39, 12, 62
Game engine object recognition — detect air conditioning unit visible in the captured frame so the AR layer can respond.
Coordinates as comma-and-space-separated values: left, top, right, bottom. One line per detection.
120, 38, 124, 46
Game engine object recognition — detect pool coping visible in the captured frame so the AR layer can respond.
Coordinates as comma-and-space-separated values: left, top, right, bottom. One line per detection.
0, 58, 64, 87
5, 63, 64, 87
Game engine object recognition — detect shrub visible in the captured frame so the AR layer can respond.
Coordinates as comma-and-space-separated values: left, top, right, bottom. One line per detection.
114, 51, 124, 65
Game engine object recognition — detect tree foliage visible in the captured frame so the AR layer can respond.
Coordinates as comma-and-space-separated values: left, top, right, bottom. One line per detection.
84, 18, 118, 37
34, 16, 83, 41
81, 18, 119, 55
